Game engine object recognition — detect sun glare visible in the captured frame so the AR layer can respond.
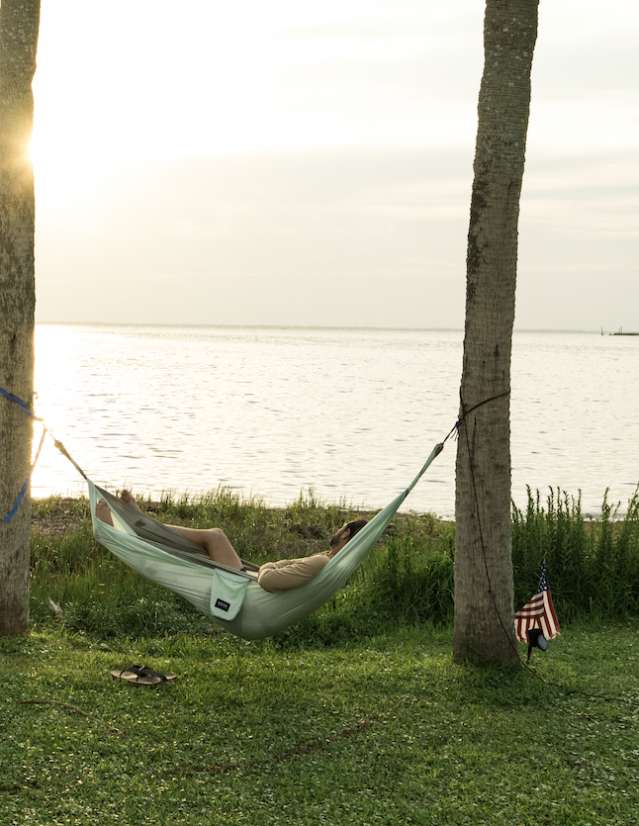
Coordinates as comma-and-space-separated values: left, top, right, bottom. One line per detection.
29, 117, 120, 209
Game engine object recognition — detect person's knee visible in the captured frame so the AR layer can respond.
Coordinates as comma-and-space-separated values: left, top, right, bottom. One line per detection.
207, 527, 226, 542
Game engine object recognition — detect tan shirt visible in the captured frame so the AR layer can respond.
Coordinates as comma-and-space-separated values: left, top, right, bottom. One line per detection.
257, 553, 329, 592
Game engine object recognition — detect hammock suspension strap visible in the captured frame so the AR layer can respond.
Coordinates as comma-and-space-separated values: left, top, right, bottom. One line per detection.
0, 386, 88, 523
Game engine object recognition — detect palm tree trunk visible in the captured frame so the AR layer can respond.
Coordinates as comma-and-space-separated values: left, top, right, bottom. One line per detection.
453, 0, 538, 664
0, 0, 40, 635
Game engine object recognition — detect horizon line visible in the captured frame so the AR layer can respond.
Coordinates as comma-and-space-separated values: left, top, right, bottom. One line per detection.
34, 320, 615, 335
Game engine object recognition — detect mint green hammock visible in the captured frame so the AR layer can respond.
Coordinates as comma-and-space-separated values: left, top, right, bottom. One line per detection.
89, 442, 444, 640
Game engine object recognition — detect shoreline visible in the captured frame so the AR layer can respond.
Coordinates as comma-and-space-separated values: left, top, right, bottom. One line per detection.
30, 493, 421, 536
30, 489, 634, 537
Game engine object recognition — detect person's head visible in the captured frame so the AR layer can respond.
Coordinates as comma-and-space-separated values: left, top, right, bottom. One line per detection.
328, 519, 368, 556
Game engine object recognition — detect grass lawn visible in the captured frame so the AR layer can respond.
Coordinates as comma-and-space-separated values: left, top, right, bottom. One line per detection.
2, 622, 638, 826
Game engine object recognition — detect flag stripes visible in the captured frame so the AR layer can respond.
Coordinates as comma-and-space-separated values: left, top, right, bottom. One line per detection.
514, 589, 560, 643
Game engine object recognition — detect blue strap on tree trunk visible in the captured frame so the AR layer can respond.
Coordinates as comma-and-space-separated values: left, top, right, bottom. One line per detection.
0, 386, 45, 524
2, 482, 28, 525
0, 387, 37, 418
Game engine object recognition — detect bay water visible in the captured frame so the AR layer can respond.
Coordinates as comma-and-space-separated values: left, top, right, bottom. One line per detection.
31, 325, 638, 518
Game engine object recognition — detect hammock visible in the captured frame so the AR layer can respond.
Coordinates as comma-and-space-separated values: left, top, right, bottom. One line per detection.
89, 442, 444, 640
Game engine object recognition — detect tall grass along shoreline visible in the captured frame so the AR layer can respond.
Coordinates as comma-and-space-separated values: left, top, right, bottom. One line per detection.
28, 485, 639, 641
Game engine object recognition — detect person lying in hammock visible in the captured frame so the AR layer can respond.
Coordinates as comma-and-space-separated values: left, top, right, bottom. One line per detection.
96, 491, 367, 592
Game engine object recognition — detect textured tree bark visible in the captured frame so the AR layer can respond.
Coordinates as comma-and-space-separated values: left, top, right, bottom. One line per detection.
453, 0, 538, 664
0, 0, 40, 635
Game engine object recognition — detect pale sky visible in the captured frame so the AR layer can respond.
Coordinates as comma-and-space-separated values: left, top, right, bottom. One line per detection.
32, 1, 639, 330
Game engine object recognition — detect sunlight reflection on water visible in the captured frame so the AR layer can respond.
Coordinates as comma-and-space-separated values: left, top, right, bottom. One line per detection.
32, 325, 638, 518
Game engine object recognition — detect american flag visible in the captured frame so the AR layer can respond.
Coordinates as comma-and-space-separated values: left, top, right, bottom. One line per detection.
514, 561, 560, 643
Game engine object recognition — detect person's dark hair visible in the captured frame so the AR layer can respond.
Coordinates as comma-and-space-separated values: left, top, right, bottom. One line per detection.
330, 519, 368, 548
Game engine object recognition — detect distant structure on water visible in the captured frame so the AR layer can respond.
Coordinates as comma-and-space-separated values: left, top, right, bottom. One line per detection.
601, 326, 639, 336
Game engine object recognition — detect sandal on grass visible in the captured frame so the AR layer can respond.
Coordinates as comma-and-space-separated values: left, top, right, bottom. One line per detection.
110, 664, 176, 686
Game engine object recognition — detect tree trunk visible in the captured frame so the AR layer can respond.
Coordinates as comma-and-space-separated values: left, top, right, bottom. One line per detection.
453, 0, 538, 665
0, 0, 40, 635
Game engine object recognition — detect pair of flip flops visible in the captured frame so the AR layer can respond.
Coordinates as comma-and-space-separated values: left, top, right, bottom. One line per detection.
111, 664, 176, 686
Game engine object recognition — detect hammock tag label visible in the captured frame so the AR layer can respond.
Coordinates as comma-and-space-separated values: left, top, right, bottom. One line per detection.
209, 570, 248, 620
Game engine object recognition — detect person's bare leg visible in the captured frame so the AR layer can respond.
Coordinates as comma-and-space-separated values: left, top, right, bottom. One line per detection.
202, 528, 243, 569
120, 489, 143, 512
164, 524, 243, 569
97, 491, 144, 527
118, 490, 243, 570
96, 499, 114, 526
